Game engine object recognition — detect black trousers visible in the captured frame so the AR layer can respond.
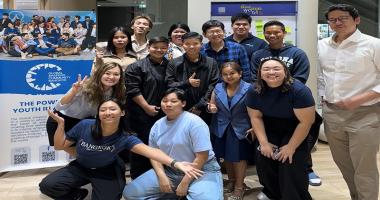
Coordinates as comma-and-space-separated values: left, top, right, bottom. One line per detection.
257, 116, 312, 200
306, 112, 323, 172
39, 159, 125, 200
46, 111, 81, 146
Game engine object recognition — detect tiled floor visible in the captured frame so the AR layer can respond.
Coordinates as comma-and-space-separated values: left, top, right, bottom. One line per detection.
1, 142, 379, 200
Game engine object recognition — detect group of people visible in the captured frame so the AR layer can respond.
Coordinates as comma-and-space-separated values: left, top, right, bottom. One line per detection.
0, 13, 96, 58
37, 3, 380, 200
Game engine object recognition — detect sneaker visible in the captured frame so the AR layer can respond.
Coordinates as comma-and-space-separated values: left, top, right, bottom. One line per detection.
257, 191, 271, 200
75, 188, 88, 200
82, 48, 90, 52
27, 54, 33, 58
308, 172, 322, 186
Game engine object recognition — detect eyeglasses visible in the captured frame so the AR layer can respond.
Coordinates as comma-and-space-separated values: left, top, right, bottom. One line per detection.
327, 16, 351, 24
206, 30, 224, 35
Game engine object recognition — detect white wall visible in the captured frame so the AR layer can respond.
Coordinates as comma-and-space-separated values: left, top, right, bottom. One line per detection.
188, 0, 319, 99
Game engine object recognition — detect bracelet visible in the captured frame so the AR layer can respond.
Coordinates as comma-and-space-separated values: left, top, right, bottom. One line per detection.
170, 159, 177, 168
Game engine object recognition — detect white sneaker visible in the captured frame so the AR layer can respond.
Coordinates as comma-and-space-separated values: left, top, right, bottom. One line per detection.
257, 191, 271, 200
21, 52, 27, 59
83, 48, 90, 52
90, 48, 96, 54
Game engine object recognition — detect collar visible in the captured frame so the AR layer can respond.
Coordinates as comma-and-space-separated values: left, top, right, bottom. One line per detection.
330, 29, 361, 45
131, 34, 148, 46
205, 40, 228, 52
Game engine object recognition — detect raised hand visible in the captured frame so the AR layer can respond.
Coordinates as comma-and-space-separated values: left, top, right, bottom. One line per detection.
71, 74, 87, 94
47, 109, 64, 125
188, 72, 200, 88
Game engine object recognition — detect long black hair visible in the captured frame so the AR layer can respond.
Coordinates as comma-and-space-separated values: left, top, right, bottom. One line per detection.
106, 26, 133, 55
91, 97, 132, 140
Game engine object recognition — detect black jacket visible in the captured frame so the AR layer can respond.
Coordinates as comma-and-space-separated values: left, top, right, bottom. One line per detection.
166, 54, 219, 111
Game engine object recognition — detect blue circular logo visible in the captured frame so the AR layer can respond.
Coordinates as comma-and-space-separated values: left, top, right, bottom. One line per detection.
26, 63, 68, 91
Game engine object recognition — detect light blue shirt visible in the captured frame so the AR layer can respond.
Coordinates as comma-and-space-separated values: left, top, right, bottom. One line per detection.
149, 111, 215, 162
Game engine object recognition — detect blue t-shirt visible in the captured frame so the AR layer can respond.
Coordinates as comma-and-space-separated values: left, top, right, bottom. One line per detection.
66, 119, 142, 168
245, 80, 315, 119
149, 111, 215, 162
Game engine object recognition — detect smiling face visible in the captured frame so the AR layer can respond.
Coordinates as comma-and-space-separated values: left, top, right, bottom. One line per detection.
112, 31, 128, 50
221, 65, 242, 85
232, 19, 251, 37
98, 100, 124, 125
101, 66, 121, 91
204, 26, 225, 44
264, 25, 285, 47
161, 92, 186, 120
182, 37, 202, 58
149, 42, 168, 61
260, 60, 286, 88
131, 18, 151, 35
170, 28, 188, 46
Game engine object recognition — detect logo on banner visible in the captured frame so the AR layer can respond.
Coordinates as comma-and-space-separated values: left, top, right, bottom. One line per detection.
26, 63, 69, 91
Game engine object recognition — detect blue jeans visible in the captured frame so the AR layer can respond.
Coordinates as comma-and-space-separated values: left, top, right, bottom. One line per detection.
123, 158, 223, 200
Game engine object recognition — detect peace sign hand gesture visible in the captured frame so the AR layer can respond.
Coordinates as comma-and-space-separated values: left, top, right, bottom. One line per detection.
72, 74, 88, 94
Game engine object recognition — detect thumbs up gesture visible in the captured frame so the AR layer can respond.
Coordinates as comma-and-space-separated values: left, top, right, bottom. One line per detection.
188, 72, 200, 88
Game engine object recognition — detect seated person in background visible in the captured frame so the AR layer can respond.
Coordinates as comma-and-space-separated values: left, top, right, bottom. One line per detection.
73, 23, 87, 46
4, 22, 20, 36
34, 33, 55, 56
39, 97, 202, 200
123, 88, 223, 200
52, 33, 80, 56
8, 33, 36, 58
82, 24, 96, 52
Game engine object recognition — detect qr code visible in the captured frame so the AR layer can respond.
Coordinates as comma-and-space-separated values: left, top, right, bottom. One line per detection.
41, 151, 56, 162
13, 154, 28, 165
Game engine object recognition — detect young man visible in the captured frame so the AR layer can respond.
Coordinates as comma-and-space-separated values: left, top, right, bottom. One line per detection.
8, 33, 36, 58
318, 4, 380, 200
200, 20, 251, 82
252, 20, 322, 200
225, 12, 267, 60
130, 15, 152, 60
53, 33, 80, 56
0, 13, 12, 32
166, 32, 219, 124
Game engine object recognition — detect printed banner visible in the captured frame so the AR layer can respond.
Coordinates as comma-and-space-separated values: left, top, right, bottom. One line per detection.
0, 8, 96, 172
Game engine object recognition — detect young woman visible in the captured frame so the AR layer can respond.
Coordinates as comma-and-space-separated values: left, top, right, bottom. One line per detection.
208, 62, 251, 200
246, 58, 315, 200
166, 23, 190, 60
46, 61, 125, 156
40, 98, 203, 200
123, 88, 223, 200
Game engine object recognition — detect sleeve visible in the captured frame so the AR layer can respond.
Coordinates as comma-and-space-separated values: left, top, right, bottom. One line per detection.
245, 85, 259, 109
194, 59, 219, 110
65, 120, 86, 141
54, 89, 83, 111
238, 46, 252, 82
291, 49, 310, 84
317, 41, 326, 98
124, 135, 143, 150
250, 51, 261, 81
148, 123, 158, 148
189, 119, 212, 153
372, 38, 380, 93
165, 59, 190, 89
293, 84, 315, 109
125, 63, 143, 98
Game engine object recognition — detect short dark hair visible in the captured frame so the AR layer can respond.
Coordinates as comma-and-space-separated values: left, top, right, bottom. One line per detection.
107, 26, 133, 54
75, 15, 81, 20
62, 32, 70, 37
131, 15, 153, 29
85, 16, 90, 19
324, 4, 359, 20
220, 61, 242, 74
167, 23, 190, 38
231, 12, 252, 24
263, 20, 285, 32
163, 88, 186, 102
202, 20, 225, 33
2, 13, 9, 16
181, 32, 203, 42
20, 33, 28, 37
148, 36, 169, 46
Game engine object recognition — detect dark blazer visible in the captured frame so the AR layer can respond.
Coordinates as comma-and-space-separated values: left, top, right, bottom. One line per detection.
211, 80, 251, 139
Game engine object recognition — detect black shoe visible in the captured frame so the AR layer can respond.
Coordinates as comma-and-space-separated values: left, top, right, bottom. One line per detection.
75, 188, 88, 200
